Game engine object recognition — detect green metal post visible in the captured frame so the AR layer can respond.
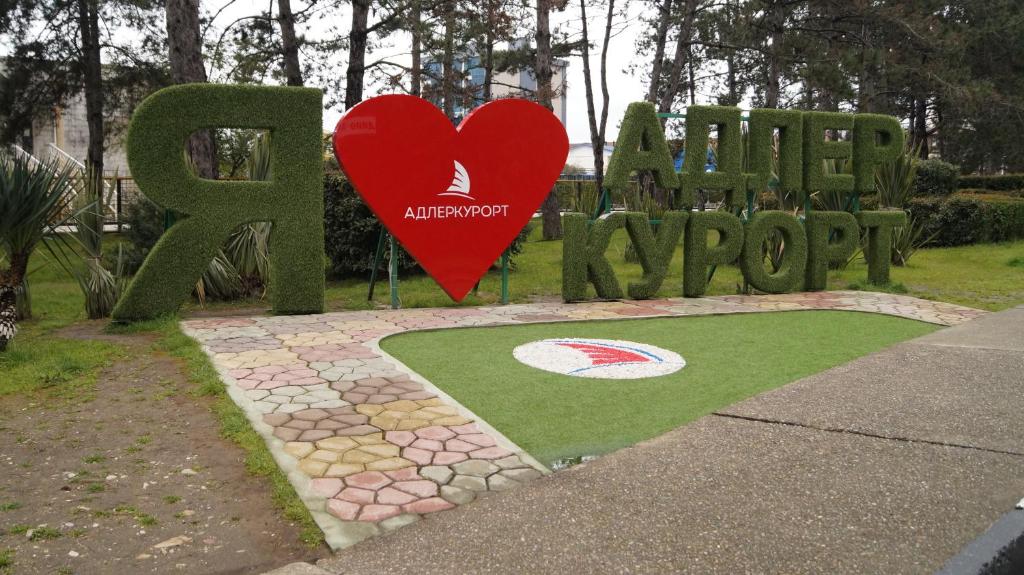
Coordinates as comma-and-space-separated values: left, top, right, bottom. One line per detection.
500, 249, 510, 304
745, 191, 755, 222
367, 227, 387, 301
389, 234, 400, 309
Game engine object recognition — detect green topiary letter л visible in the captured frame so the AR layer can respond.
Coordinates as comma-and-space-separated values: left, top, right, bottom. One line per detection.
112, 84, 325, 321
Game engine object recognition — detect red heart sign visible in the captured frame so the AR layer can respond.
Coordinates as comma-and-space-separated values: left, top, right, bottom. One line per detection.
332, 95, 569, 301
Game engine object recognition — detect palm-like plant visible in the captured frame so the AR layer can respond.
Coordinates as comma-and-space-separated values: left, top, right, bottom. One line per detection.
0, 152, 78, 351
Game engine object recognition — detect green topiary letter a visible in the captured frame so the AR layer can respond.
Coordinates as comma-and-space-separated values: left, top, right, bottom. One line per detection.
112, 84, 325, 321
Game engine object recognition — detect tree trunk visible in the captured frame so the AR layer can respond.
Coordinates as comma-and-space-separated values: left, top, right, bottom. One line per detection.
78, 0, 103, 179
0, 253, 28, 352
166, 0, 217, 179
442, 1, 456, 120
536, 0, 562, 239
411, 0, 422, 96
277, 0, 303, 86
482, 0, 496, 102
914, 96, 929, 158
764, 0, 784, 109
596, 0, 614, 189
646, 0, 674, 103
345, 0, 370, 109
657, 0, 698, 113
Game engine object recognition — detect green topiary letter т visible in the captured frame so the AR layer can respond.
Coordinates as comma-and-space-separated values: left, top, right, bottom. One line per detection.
112, 84, 325, 321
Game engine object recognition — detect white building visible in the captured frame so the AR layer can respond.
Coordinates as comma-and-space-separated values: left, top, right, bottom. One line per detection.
565, 142, 615, 174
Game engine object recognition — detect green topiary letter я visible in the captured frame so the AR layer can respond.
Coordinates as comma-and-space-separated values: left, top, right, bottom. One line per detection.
112, 84, 325, 321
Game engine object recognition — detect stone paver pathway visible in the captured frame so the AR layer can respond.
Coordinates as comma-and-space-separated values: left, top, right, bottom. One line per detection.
181, 291, 983, 549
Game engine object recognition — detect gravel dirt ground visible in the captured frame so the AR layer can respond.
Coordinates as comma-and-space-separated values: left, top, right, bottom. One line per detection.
0, 325, 326, 574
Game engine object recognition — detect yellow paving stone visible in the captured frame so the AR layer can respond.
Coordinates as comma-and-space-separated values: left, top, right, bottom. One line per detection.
421, 405, 459, 417
432, 416, 472, 426
352, 432, 385, 445
299, 459, 329, 477
317, 437, 359, 451
341, 449, 380, 464
383, 400, 420, 413
325, 463, 364, 478
365, 457, 415, 472
309, 449, 340, 463
369, 414, 400, 431
359, 443, 400, 458
395, 418, 430, 431
415, 398, 444, 407
284, 442, 315, 459
356, 404, 386, 417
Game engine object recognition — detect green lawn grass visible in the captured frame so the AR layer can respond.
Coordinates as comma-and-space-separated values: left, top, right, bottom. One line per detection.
0, 239, 124, 397
380, 311, 938, 465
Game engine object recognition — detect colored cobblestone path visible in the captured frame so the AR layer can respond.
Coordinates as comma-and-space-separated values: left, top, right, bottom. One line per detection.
181, 292, 983, 549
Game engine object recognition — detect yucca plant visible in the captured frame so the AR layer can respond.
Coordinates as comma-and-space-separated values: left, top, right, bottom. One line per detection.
0, 152, 78, 351
876, 143, 921, 209
69, 164, 121, 318
222, 133, 272, 298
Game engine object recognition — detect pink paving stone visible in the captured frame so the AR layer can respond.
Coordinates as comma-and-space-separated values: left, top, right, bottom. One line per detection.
358, 504, 402, 522
410, 438, 444, 451
256, 381, 289, 390
228, 369, 252, 378
447, 423, 480, 435
416, 426, 456, 441
469, 446, 513, 459
385, 467, 420, 482
385, 431, 417, 447
459, 433, 497, 447
344, 471, 392, 491
236, 379, 259, 390
433, 451, 468, 465
297, 430, 334, 442
273, 372, 300, 382
253, 365, 289, 374
392, 480, 438, 499
326, 499, 360, 521
402, 447, 434, 466
444, 439, 477, 453
309, 478, 344, 498
376, 487, 417, 505
292, 377, 328, 386
337, 487, 375, 505
402, 497, 455, 515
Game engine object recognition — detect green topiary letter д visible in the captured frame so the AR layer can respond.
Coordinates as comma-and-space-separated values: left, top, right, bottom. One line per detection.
112, 84, 324, 321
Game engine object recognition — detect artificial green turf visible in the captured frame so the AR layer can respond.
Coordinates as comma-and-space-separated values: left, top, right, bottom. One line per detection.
380, 311, 938, 465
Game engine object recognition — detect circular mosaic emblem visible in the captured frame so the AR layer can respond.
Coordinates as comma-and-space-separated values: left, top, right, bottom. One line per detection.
512, 338, 686, 379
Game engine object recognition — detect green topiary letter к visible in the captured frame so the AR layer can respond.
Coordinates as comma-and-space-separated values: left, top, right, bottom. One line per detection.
112, 84, 325, 321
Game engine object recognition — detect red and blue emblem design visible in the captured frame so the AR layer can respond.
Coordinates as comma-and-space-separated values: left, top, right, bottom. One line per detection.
512, 338, 686, 379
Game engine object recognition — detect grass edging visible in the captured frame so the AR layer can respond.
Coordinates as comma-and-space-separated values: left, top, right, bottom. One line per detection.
110, 316, 324, 547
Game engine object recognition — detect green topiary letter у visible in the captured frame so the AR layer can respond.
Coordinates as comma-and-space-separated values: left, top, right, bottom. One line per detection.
112, 84, 324, 321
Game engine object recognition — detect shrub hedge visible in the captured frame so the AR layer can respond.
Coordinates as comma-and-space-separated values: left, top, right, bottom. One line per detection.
957, 173, 1024, 192
913, 158, 959, 197
906, 194, 1024, 247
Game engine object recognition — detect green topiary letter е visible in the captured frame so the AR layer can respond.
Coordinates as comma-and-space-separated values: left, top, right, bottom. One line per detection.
112, 84, 325, 321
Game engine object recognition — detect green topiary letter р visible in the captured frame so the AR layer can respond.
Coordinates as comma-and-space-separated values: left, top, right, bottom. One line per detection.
683, 211, 744, 297
852, 114, 905, 194
804, 211, 859, 291
603, 102, 678, 196
856, 210, 907, 285
112, 84, 324, 321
